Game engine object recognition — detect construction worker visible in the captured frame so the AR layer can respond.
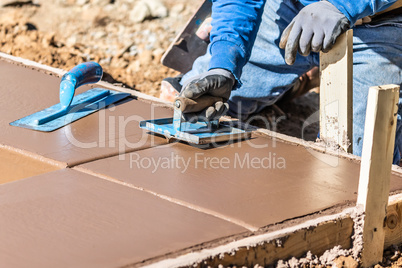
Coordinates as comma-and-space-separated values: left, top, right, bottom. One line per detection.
165, 0, 402, 163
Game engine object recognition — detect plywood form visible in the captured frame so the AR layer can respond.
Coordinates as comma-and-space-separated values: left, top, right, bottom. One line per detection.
78, 136, 402, 230
0, 169, 247, 268
0, 60, 170, 167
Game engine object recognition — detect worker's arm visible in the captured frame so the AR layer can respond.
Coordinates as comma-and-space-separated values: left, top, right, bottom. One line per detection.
280, 0, 398, 65
327, 0, 398, 25
180, 0, 266, 121
208, 0, 266, 82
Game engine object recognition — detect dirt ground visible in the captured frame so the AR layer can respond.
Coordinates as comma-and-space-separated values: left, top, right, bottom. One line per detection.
0, 0, 196, 95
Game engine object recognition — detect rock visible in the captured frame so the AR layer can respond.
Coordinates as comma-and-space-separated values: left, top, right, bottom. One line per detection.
14, 35, 31, 47
147, 0, 167, 18
93, 14, 110, 27
129, 1, 151, 23
276, 260, 288, 268
103, 3, 115, 12
99, 56, 111, 66
138, 49, 153, 66
110, 57, 128, 69
1, 0, 33, 7
288, 257, 299, 268
152, 48, 164, 63
390, 251, 401, 262
1, 43, 12, 54
129, 45, 138, 56
170, 3, 185, 17
0, 9, 17, 25
333, 256, 358, 268
129, 0, 167, 23
66, 35, 77, 47
126, 60, 140, 74
76, 0, 88, 6
29, 30, 39, 41
93, 31, 106, 39
91, 0, 110, 5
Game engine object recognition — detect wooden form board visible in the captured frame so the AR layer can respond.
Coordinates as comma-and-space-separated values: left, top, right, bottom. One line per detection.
319, 30, 353, 153
146, 194, 402, 267
204, 217, 355, 267
357, 85, 400, 267
385, 194, 402, 249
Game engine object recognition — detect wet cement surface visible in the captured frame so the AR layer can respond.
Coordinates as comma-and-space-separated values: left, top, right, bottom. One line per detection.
0, 148, 59, 184
0, 60, 170, 167
79, 136, 402, 229
0, 169, 246, 268
3, 57, 402, 265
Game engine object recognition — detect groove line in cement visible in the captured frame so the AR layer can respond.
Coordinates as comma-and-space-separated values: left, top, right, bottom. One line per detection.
73, 165, 259, 232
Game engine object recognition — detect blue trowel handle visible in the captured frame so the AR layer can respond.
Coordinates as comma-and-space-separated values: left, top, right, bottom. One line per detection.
59, 62, 103, 108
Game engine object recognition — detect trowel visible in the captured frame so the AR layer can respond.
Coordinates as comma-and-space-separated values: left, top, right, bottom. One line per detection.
10, 62, 130, 132
140, 96, 252, 144
161, 0, 212, 73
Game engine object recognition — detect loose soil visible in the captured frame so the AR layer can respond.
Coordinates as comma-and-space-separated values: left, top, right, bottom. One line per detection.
0, 0, 195, 95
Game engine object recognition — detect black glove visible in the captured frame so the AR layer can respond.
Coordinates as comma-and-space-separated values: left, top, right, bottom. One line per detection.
180, 69, 235, 122
279, 1, 350, 65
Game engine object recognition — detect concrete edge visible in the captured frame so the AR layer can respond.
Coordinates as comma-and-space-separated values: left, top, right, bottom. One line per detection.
140, 193, 402, 268
142, 207, 357, 268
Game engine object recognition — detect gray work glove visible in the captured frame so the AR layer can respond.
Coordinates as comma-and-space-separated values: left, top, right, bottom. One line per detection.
180, 69, 235, 122
279, 1, 350, 65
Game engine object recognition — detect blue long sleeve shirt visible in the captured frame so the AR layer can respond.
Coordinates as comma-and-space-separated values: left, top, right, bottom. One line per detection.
208, 0, 398, 81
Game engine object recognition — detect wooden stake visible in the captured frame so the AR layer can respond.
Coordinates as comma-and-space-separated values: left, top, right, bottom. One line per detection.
357, 84, 400, 267
319, 30, 353, 153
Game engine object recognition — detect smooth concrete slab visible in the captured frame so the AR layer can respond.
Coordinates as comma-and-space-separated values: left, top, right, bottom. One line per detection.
0, 148, 60, 184
78, 136, 402, 229
0, 60, 170, 166
0, 169, 246, 268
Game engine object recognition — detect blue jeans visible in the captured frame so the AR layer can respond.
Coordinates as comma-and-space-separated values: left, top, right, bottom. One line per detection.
182, 0, 402, 164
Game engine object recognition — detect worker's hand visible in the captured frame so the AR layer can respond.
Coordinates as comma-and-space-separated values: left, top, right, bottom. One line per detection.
180, 69, 235, 122
279, 1, 350, 65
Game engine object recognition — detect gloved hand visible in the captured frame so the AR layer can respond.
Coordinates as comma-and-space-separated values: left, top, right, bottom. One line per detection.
279, 1, 350, 65
180, 69, 235, 122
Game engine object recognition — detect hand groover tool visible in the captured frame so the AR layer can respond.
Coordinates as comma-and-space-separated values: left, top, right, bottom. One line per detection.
140, 96, 252, 144
10, 62, 130, 132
